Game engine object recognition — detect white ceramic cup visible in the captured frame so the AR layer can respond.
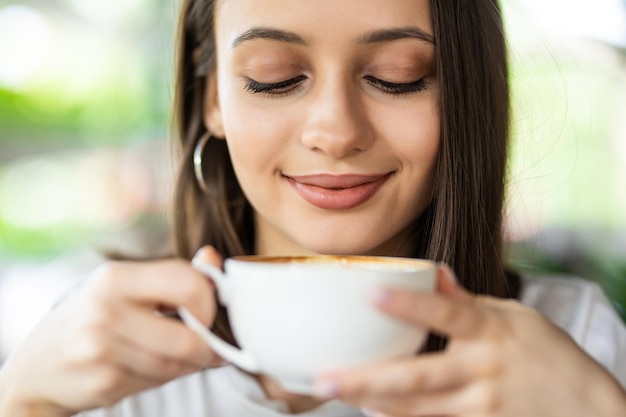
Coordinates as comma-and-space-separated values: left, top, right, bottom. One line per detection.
178, 255, 436, 394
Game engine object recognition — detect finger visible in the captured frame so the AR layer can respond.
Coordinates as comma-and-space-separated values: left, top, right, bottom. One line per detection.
90, 260, 216, 324
89, 260, 206, 306
110, 333, 204, 382
112, 303, 222, 368
314, 352, 476, 401
192, 246, 223, 289
361, 412, 394, 417
152, 246, 221, 316
357, 381, 495, 417
374, 288, 487, 339
68, 330, 190, 401
79, 364, 160, 409
194, 245, 224, 274
435, 265, 529, 317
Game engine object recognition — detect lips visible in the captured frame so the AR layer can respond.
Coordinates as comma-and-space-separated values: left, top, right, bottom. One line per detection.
284, 173, 392, 210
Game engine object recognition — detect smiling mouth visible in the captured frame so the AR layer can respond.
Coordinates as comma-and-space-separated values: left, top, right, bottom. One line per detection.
284, 173, 393, 210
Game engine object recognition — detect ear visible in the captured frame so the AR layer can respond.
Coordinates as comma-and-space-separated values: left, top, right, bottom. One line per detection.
204, 72, 225, 138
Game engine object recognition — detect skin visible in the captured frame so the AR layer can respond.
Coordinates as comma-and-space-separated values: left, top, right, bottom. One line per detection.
314, 266, 626, 416
204, 0, 440, 257
1, 0, 625, 416
0, 252, 225, 417
206, 0, 626, 415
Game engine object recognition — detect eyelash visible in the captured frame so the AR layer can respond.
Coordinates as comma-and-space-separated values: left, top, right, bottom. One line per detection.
243, 75, 427, 97
363, 75, 427, 95
244, 75, 307, 96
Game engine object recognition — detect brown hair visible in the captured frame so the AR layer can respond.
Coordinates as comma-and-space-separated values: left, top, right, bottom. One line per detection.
171, 0, 520, 346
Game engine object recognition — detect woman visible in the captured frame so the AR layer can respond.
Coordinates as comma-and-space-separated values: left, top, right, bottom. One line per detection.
1, 0, 625, 416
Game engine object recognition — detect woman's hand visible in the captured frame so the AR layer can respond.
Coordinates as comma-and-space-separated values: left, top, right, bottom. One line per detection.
0, 246, 224, 417
313, 266, 626, 417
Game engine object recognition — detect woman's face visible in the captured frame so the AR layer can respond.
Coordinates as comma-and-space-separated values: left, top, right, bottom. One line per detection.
205, 0, 439, 256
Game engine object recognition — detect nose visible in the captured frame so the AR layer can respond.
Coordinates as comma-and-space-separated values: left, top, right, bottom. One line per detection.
300, 79, 374, 158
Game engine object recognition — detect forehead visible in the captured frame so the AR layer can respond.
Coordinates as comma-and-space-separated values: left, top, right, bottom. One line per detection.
214, 0, 433, 45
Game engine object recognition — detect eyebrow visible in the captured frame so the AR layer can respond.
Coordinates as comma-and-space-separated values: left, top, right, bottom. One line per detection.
359, 27, 435, 45
231, 26, 435, 48
232, 28, 306, 48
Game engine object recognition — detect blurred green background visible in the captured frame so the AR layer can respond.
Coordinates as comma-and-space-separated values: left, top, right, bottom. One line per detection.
0, 0, 625, 357
0, 0, 176, 258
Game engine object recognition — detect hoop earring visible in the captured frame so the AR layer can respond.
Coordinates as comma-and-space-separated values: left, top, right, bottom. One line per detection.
193, 132, 211, 193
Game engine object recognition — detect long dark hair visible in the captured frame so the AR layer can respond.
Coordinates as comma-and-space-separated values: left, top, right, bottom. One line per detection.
171, 0, 520, 346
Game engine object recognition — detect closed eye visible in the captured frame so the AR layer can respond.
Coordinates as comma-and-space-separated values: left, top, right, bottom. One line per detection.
364, 75, 427, 95
244, 75, 307, 96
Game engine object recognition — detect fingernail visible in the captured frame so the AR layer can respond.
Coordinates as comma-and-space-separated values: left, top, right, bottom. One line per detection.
192, 246, 213, 264
213, 355, 228, 365
313, 379, 339, 399
211, 358, 229, 368
374, 288, 393, 307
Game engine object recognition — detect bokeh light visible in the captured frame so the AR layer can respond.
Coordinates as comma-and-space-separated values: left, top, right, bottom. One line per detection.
0, 5, 53, 89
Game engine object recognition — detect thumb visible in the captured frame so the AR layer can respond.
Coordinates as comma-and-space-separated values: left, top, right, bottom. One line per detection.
192, 246, 224, 288
436, 264, 471, 300
193, 245, 224, 268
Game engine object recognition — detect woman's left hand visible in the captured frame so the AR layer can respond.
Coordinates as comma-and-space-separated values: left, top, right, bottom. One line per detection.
313, 265, 626, 417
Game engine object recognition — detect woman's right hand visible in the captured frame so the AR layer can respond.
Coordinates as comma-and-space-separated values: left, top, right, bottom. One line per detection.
0, 246, 224, 417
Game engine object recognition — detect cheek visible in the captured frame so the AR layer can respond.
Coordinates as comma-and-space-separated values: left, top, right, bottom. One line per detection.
377, 98, 440, 168
217, 85, 297, 186
218, 74, 296, 145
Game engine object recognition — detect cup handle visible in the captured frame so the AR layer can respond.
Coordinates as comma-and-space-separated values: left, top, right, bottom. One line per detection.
177, 306, 260, 373
191, 257, 231, 304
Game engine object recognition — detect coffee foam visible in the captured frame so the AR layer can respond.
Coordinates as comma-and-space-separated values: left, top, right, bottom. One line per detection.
231, 255, 430, 271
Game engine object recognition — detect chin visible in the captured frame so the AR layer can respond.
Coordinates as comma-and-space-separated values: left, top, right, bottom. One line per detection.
298, 237, 390, 257
291, 222, 418, 258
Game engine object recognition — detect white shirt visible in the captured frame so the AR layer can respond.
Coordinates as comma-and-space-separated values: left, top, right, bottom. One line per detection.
77, 276, 626, 417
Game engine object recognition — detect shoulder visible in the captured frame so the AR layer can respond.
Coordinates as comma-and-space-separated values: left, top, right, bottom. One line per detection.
519, 274, 624, 341
520, 275, 626, 387
520, 275, 619, 329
